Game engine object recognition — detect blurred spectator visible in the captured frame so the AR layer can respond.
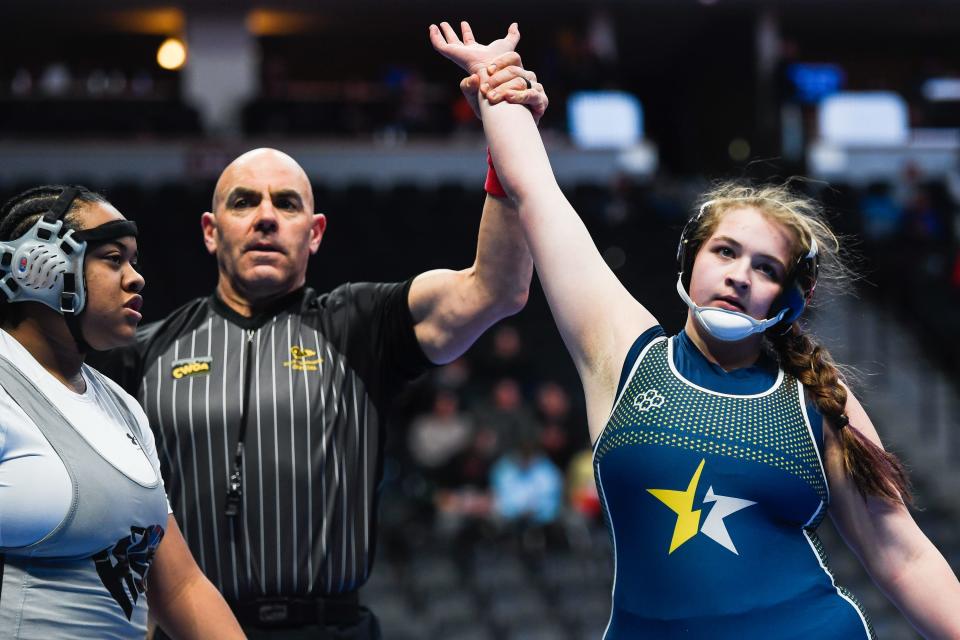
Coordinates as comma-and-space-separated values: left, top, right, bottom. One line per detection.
858, 181, 902, 242
10, 68, 32, 97
903, 182, 946, 245
561, 448, 603, 551
39, 62, 71, 97
566, 449, 601, 522
472, 377, 540, 456
474, 324, 534, 387
858, 181, 906, 308
390, 67, 432, 135
534, 380, 585, 468
451, 93, 477, 134
586, 8, 619, 66
421, 356, 487, 416
408, 389, 474, 486
434, 487, 492, 522
86, 69, 110, 96
490, 436, 563, 525
456, 422, 501, 488
433, 356, 472, 395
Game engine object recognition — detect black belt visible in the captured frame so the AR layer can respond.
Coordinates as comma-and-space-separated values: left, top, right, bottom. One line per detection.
231, 592, 360, 629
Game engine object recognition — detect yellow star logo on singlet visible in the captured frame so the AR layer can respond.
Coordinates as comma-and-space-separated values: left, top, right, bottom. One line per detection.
647, 458, 705, 554
647, 458, 757, 555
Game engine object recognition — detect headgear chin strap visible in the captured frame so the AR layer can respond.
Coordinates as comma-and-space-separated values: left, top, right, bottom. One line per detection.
0, 188, 138, 318
676, 198, 820, 342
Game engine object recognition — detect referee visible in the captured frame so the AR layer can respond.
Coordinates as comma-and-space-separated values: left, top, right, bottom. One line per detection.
92, 76, 542, 637
94, 144, 533, 637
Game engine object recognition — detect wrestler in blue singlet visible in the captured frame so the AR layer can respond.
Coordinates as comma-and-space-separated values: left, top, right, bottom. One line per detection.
593, 327, 873, 639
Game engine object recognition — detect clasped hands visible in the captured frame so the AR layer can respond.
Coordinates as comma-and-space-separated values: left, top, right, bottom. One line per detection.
429, 20, 548, 123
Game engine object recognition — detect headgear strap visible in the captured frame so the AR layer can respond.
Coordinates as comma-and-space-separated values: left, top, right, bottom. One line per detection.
73, 220, 139, 244
47, 186, 80, 222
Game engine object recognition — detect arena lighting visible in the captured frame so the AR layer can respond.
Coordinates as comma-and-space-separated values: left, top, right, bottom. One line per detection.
107, 8, 184, 35
922, 78, 960, 102
246, 9, 325, 35
157, 38, 187, 71
817, 92, 908, 146
728, 138, 751, 162
568, 91, 643, 150
787, 63, 845, 104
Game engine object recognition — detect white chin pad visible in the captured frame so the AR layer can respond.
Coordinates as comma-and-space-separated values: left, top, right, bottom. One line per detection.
695, 307, 765, 341
676, 275, 785, 342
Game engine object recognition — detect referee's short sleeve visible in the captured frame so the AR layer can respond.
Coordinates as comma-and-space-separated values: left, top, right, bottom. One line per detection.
333, 279, 435, 398
380, 278, 434, 379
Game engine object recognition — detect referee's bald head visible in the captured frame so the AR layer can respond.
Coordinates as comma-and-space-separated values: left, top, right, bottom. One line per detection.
212, 148, 315, 215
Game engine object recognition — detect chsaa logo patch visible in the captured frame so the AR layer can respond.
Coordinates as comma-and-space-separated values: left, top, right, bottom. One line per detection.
171, 357, 212, 380
283, 346, 322, 372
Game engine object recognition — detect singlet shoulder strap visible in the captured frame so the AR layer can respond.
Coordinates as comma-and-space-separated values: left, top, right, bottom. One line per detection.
614, 325, 667, 400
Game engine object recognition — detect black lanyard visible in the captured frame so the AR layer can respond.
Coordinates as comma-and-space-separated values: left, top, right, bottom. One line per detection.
224, 329, 257, 519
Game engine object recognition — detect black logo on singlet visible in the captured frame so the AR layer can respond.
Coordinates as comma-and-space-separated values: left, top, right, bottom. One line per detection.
92, 524, 165, 620
126, 433, 140, 448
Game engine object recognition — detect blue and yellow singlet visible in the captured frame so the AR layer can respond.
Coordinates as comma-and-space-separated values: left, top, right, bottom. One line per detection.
593, 327, 873, 639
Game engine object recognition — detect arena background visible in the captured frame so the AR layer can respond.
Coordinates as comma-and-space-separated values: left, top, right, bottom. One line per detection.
1, 1, 958, 638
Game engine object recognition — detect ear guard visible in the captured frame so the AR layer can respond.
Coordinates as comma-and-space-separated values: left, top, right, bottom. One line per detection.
0, 217, 88, 313
767, 240, 818, 327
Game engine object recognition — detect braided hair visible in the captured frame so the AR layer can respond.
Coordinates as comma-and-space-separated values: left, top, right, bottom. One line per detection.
0, 185, 106, 240
693, 181, 913, 505
767, 326, 912, 504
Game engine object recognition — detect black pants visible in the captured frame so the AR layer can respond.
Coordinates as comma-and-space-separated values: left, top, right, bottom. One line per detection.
155, 607, 381, 640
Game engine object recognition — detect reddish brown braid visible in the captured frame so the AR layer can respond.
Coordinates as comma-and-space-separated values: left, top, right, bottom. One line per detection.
769, 325, 913, 505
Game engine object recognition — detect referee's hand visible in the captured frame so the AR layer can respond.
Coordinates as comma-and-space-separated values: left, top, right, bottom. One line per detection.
460, 52, 548, 124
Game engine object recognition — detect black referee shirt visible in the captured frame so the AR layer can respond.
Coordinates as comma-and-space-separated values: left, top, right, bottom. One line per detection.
91, 280, 432, 601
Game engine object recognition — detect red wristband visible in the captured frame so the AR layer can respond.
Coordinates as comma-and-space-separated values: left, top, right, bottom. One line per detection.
484, 148, 508, 198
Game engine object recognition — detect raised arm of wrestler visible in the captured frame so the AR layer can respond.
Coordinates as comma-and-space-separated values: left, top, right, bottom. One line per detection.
431, 21, 656, 440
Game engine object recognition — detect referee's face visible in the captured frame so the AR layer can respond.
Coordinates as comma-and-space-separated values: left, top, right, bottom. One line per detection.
203, 149, 326, 307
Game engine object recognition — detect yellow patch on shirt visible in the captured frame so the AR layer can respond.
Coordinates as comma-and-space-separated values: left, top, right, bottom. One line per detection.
171, 357, 212, 379
283, 346, 323, 372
